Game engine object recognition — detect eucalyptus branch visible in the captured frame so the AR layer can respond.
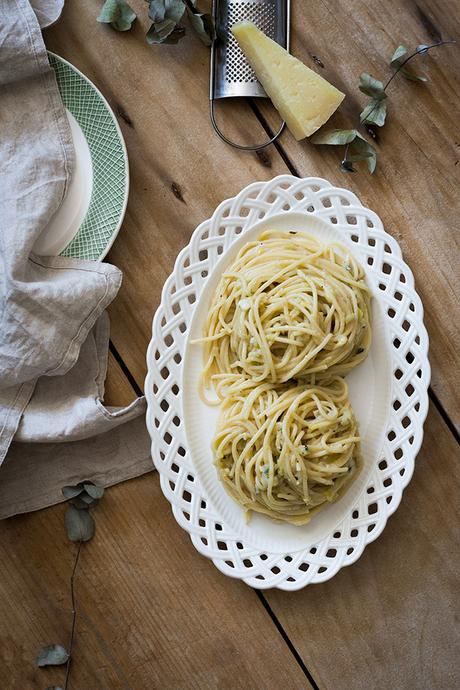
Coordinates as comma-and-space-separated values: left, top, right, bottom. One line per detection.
311, 38, 456, 173
64, 541, 82, 690
361, 40, 457, 127
35, 482, 104, 689
97, 0, 216, 46
383, 39, 456, 90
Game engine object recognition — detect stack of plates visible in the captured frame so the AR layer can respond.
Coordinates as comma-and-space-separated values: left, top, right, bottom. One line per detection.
34, 53, 129, 260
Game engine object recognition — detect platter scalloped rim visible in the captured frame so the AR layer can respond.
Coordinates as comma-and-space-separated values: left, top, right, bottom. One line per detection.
145, 175, 430, 590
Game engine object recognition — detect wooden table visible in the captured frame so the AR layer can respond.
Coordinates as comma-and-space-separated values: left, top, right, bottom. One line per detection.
1, 1, 459, 688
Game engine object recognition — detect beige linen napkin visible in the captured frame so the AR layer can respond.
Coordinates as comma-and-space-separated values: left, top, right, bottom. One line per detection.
0, 0, 152, 517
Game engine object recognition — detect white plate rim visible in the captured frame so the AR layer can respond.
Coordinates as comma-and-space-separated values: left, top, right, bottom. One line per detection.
48, 51, 129, 261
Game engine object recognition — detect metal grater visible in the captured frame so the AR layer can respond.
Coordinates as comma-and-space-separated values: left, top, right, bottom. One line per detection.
210, 0, 290, 150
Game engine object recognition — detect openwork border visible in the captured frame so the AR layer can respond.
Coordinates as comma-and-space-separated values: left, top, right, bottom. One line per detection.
145, 176, 430, 590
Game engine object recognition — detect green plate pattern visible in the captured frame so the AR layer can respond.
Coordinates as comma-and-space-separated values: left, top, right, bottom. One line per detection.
48, 53, 128, 260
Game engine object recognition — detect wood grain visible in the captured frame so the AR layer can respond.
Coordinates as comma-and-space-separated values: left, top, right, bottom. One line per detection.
264, 402, 460, 690
105, 350, 139, 407
256, 0, 460, 428
0, 474, 310, 690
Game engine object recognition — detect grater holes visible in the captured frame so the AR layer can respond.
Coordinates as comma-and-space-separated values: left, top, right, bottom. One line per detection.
225, 2, 276, 84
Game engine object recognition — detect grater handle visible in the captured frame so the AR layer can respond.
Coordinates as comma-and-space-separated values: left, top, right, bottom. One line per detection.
210, 99, 285, 151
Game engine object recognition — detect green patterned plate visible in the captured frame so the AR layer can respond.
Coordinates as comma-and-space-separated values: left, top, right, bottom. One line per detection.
34, 53, 129, 261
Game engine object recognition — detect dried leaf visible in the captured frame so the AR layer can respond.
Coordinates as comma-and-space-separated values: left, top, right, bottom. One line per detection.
186, 8, 215, 46
83, 483, 105, 499
147, 0, 167, 22
146, 19, 185, 44
352, 134, 377, 173
72, 492, 99, 509
65, 505, 95, 542
310, 129, 358, 145
360, 98, 387, 127
97, 0, 136, 31
36, 644, 69, 667
148, 0, 186, 22
161, 26, 186, 43
167, 0, 186, 22
358, 72, 385, 99
390, 44, 427, 82
390, 44, 407, 67
348, 152, 373, 161
400, 68, 428, 82
62, 483, 84, 499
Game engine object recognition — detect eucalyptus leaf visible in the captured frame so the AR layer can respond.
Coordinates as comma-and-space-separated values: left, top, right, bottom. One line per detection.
352, 134, 377, 173
62, 483, 84, 499
65, 504, 95, 542
390, 44, 427, 82
162, 26, 186, 43
165, 0, 186, 22
360, 98, 387, 127
390, 44, 407, 67
310, 128, 358, 145
46, 687, 65, 690
147, 0, 186, 25
186, 8, 215, 46
147, 0, 167, 22
146, 19, 185, 44
72, 491, 99, 508
416, 44, 430, 55
83, 483, 105, 499
97, 0, 136, 31
36, 644, 69, 667
347, 152, 373, 161
400, 68, 428, 82
358, 72, 385, 99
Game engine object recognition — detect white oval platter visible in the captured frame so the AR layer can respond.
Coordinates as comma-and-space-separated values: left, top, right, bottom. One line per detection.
145, 175, 430, 590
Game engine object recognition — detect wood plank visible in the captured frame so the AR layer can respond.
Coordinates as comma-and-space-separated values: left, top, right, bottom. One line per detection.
0, 474, 311, 690
264, 402, 460, 690
105, 350, 138, 407
255, 0, 460, 429
44, 0, 288, 391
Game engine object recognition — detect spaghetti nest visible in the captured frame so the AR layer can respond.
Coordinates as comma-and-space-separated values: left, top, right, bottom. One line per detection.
200, 230, 371, 394
213, 376, 361, 526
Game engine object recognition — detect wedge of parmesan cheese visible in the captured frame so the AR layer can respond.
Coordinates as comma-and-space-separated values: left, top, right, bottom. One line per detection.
231, 21, 345, 140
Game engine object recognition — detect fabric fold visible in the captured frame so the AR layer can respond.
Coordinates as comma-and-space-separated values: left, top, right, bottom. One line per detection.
16, 312, 146, 444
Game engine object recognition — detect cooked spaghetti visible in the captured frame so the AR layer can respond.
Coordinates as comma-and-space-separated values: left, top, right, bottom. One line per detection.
197, 230, 371, 396
213, 376, 361, 525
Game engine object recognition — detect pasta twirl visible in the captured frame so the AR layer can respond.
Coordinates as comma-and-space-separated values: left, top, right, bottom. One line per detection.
213, 376, 361, 525
196, 230, 371, 398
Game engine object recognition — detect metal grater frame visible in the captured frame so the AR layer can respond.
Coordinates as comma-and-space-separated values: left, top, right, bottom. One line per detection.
210, 0, 290, 100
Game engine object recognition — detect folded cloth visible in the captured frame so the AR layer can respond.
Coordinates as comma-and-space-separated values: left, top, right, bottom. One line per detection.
0, 0, 151, 516
16, 312, 145, 443
31, 0, 65, 28
0, 314, 151, 519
